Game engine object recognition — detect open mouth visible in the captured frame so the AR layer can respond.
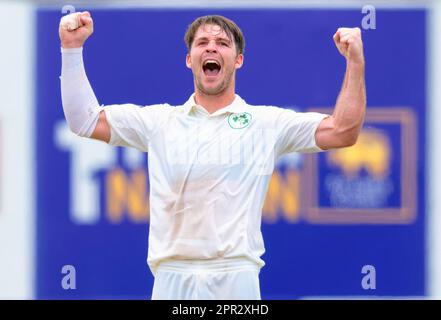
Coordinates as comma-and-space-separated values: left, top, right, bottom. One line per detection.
203, 59, 221, 77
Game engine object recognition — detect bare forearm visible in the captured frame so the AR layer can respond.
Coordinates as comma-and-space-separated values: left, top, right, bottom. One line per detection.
333, 60, 366, 137
315, 27, 366, 149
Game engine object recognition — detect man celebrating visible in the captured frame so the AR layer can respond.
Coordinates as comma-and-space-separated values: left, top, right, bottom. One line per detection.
59, 12, 366, 299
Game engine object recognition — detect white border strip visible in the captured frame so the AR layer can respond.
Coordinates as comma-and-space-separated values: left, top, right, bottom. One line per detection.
428, 0, 441, 300
0, 1, 35, 299
31, 0, 432, 9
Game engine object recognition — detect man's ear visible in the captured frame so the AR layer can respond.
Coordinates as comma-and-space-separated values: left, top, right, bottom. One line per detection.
235, 54, 244, 69
186, 53, 192, 69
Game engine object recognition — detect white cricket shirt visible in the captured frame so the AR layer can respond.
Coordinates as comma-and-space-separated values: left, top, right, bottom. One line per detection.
104, 94, 328, 274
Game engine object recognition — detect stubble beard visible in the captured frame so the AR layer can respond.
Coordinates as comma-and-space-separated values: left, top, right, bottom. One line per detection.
195, 69, 234, 96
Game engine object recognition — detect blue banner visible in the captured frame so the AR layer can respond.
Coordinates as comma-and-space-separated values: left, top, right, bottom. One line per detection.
36, 8, 426, 299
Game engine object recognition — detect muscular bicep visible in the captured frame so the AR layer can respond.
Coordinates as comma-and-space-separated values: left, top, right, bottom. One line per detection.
91, 110, 111, 143
315, 115, 357, 150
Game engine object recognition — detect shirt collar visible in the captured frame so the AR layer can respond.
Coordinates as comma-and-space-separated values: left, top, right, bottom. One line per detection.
182, 93, 248, 116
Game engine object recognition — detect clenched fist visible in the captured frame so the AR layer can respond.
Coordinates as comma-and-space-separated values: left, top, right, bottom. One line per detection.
333, 27, 364, 64
59, 11, 94, 49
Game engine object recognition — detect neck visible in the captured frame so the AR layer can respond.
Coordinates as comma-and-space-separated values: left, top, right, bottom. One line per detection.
194, 86, 236, 114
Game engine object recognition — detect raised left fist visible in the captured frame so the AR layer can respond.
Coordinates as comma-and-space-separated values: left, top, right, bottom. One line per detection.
333, 27, 364, 64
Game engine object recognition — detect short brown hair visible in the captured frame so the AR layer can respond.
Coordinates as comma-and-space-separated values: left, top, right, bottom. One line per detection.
184, 15, 245, 55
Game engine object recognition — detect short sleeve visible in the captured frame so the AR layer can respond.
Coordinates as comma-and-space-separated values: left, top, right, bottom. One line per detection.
275, 108, 329, 156
104, 103, 170, 152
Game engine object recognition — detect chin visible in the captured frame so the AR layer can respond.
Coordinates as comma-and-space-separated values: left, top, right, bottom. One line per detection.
201, 86, 226, 96
198, 80, 226, 96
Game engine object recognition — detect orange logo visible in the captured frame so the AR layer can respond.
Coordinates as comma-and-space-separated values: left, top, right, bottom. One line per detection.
327, 129, 391, 179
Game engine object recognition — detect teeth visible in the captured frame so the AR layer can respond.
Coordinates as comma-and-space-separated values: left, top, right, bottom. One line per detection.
204, 60, 220, 66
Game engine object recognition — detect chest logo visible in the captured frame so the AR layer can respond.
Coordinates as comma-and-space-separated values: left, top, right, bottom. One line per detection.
228, 112, 252, 129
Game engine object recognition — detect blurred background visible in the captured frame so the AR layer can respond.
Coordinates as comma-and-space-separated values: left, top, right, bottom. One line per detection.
0, 0, 440, 299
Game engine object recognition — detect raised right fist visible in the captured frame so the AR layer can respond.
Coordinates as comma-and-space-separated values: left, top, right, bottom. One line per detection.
59, 11, 94, 48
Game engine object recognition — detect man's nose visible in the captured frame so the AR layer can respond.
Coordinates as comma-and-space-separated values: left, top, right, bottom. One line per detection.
206, 40, 217, 52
